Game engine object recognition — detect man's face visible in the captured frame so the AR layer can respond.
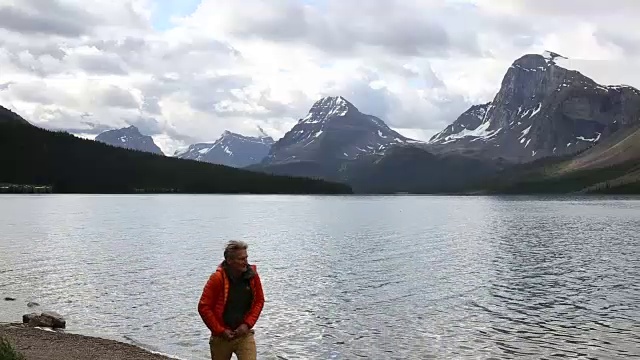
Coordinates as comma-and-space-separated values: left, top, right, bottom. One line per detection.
228, 249, 248, 272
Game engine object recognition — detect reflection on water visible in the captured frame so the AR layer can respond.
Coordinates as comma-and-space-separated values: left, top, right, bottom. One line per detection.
1, 195, 639, 359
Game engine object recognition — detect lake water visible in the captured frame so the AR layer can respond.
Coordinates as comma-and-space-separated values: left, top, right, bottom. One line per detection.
0, 194, 639, 359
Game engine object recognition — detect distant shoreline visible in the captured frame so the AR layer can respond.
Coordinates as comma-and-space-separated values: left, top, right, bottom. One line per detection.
0, 323, 182, 360
2, 191, 640, 197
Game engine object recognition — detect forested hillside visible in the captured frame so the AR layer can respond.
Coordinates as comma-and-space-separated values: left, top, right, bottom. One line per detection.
0, 119, 352, 194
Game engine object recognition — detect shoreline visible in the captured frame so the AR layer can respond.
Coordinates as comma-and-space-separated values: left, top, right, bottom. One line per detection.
0, 323, 184, 360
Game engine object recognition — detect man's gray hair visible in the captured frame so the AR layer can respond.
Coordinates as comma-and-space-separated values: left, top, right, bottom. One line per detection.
224, 240, 248, 260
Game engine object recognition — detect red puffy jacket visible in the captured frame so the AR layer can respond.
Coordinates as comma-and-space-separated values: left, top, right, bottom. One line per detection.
198, 263, 265, 335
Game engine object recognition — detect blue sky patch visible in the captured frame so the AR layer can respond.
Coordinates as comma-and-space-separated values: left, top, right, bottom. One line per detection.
151, 0, 202, 31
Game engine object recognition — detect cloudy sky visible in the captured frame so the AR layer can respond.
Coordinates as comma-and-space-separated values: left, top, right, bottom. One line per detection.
1, 0, 639, 155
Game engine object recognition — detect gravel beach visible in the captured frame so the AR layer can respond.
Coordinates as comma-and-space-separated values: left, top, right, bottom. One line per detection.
0, 323, 180, 360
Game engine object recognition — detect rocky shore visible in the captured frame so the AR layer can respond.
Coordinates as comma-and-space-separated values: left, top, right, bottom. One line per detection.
1, 297, 181, 360
0, 323, 179, 360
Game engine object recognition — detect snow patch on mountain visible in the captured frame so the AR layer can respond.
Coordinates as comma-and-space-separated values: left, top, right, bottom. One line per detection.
429, 103, 493, 144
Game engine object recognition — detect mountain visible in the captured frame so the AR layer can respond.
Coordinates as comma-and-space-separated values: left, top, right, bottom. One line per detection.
538, 122, 640, 192
0, 105, 31, 125
429, 103, 492, 145
481, 154, 640, 195
95, 125, 164, 155
252, 96, 421, 179
248, 95, 509, 192
175, 130, 274, 168
556, 122, 640, 174
0, 115, 352, 194
429, 52, 640, 163
476, 122, 640, 194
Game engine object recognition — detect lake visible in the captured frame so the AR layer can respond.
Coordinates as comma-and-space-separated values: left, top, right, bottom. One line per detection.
1, 194, 639, 359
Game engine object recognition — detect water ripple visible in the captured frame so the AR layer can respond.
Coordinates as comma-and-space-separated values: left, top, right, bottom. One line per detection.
0, 194, 639, 359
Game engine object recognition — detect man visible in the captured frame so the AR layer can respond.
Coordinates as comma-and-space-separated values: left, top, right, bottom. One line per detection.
198, 240, 265, 360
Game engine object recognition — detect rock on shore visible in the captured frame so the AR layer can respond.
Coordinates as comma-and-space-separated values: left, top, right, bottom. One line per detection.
23, 311, 66, 329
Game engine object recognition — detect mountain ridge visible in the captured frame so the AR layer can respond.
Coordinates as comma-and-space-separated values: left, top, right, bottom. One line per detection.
176, 130, 274, 168
428, 53, 640, 164
256, 96, 421, 172
249, 52, 640, 194
0, 112, 352, 194
95, 125, 164, 155
3, 50, 640, 195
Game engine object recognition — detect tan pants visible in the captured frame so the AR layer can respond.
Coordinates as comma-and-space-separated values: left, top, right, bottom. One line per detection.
209, 332, 256, 360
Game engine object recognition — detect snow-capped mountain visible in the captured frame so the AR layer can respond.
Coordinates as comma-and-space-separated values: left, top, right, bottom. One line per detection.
429, 52, 640, 163
429, 103, 492, 144
175, 130, 274, 168
261, 96, 419, 166
95, 125, 163, 155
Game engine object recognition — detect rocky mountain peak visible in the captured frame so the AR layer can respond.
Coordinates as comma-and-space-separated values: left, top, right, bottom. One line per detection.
428, 52, 640, 163
175, 130, 274, 168
512, 53, 552, 71
95, 125, 163, 155
258, 95, 418, 171
474, 52, 608, 135
218, 129, 274, 143
510, 51, 569, 72
124, 125, 142, 133
429, 102, 492, 144
313, 95, 353, 109
300, 96, 356, 124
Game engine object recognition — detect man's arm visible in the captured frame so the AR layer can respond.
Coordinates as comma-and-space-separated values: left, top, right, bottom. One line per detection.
198, 272, 229, 335
243, 272, 265, 329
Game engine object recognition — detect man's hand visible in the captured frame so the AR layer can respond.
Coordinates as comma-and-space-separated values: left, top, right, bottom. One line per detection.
233, 324, 249, 337
222, 329, 234, 340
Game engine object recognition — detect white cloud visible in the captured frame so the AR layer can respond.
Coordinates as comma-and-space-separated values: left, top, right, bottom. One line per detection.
0, 0, 639, 155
